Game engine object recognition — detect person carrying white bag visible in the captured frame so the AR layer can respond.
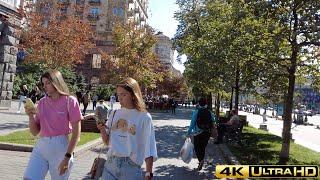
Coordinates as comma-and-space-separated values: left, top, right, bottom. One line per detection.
180, 138, 194, 164
187, 98, 216, 171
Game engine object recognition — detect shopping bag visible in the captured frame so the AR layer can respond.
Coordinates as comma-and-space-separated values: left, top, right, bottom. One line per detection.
180, 138, 194, 164
89, 157, 106, 179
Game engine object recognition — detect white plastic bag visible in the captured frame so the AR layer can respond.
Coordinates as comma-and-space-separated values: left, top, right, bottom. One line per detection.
180, 138, 194, 164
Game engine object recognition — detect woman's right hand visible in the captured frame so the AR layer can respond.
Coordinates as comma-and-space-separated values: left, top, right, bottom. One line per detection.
97, 123, 106, 131
25, 107, 36, 117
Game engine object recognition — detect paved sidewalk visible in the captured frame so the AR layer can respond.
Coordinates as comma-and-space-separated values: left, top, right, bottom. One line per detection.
0, 103, 230, 179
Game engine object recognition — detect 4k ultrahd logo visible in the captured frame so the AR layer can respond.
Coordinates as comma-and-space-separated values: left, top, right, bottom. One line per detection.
216, 165, 319, 178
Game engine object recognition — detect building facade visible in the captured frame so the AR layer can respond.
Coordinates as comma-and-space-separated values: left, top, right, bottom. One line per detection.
154, 31, 181, 77
67, 0, 149, 87
0, 0, 22, 109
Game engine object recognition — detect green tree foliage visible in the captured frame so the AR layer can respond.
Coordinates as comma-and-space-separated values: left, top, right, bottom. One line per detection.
13, 62, 86, 97
94, 85, 115, 101
109, 22, 164, 88
174, 0, 273, 111
173, 0, 320, 164
258, 0, 320, 164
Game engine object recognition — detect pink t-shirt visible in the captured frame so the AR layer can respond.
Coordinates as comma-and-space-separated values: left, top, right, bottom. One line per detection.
35, 95, 83, 137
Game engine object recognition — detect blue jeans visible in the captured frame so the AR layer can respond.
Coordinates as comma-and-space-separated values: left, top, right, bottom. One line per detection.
101, 156, 142, 180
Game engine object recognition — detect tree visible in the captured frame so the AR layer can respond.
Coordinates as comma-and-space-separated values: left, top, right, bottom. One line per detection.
173, 0, 270, 111
109, 22, 164, 88
174, 0, 320, 164
260, 0, 320, 163
157, 71, 188, 98
20, 1, 95, 68
13, 62, 86, 97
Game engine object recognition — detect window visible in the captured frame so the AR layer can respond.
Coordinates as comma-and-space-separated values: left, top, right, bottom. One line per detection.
75, 0, 84, 4
90, 7, 99, 17
60, 6, 68, 14
112, 7, 124, 16
92, 54, 101, 68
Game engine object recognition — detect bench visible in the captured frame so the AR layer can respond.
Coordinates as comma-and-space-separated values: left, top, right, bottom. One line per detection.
219, 115, 247, 145
81, 117, 100, 133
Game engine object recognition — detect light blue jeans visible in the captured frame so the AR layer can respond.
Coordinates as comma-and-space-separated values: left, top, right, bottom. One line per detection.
101, 156, 142, 180
23, 135, 73, 180
18, 95, 26, 111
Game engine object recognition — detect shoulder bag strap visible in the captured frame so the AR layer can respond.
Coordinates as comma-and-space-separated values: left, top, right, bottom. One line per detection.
98, 110, 117, 157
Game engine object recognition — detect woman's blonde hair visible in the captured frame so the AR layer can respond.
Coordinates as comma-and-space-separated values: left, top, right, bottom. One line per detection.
41, 69, 70, 96
117, 78, 147, 112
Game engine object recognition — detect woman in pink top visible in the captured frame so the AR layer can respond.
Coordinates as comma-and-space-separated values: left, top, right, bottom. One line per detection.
24, 70, 83, 180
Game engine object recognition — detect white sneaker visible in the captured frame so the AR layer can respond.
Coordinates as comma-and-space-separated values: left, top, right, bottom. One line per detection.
17, 111, 20, 113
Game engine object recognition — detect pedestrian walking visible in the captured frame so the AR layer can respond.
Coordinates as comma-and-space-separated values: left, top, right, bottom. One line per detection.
82, 91, 90, 115
97, 77, 157, 180
172, 100, 177, 115
263, 112, 267, 123
92, 94, 98, 111
109, 93, 116, 109
17, 84, 29, 113
28, 85, 43, 104
187, 98, 216, 171
23, 70, 83, 180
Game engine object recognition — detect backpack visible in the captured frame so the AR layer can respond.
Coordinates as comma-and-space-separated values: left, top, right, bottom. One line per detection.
196, 108, 212, 130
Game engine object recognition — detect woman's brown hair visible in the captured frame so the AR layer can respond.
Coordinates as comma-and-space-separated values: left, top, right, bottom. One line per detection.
41, 69, 70, 96
117, 78, 147, 112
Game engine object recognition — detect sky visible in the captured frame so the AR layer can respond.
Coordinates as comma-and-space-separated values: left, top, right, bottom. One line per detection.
148, 0, 186, 73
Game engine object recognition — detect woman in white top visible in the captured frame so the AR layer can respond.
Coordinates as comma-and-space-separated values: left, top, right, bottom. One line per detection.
97, 77, 157, 180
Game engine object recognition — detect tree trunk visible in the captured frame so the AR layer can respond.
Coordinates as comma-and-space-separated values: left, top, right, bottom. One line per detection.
279, 4, 299, 164
234, 66, 240, 113
216, 92, 220, 119
229, 87, 234, 111
207, 92, 213, 110
279, 69, 295, 164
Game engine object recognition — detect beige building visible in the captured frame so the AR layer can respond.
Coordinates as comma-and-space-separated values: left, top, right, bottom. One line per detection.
154, 32, 182, 77
52, 0, 149, 87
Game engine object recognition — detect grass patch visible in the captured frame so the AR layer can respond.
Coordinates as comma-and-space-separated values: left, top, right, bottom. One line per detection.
228, 126, 320, 166
0, 129, 100, 146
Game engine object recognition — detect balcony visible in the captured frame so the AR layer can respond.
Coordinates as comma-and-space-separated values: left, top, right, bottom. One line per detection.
140, 16, 145, 22
75, 0, 85, 4
87, 14, 99, 21
127, 9, 134, 17
88, 0, 101, 5
95, 40, 113, 46
58, 0, 70, 4
134, 7, 139, 14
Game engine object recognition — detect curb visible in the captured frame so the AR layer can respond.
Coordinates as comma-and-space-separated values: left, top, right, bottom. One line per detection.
216, 144, 239, 165
0, 138, 103, 156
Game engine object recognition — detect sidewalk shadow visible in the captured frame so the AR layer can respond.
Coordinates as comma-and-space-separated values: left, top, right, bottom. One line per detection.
154, 125, 224, 179
154, 125, 188, 158
0, 122, 28, 131
0, 111, 28, 116
151, 108, 194, 121
153, 165, 208, 180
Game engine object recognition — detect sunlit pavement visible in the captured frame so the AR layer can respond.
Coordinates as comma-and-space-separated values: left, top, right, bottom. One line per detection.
237, 110, 320, 152
0, 104, 225, 179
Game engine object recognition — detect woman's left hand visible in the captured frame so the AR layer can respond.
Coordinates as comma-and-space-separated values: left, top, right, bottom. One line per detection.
58, 158, 69, 175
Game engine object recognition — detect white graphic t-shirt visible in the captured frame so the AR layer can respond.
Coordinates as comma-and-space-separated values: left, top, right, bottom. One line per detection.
106, 108, 157, 166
